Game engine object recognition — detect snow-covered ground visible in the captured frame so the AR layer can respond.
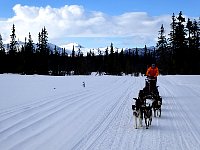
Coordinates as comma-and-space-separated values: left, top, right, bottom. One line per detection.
1, 74, 200, 150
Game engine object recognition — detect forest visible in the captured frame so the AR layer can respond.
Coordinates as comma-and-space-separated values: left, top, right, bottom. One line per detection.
0, 11, 199, 75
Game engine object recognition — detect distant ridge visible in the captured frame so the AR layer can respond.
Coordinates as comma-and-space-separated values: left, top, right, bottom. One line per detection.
3, 41, 155, 56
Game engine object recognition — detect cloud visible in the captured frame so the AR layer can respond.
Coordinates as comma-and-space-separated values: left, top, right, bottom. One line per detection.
0, 4, 172, 47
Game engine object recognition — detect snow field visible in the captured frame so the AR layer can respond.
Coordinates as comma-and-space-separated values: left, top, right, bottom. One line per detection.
0, 74, 200, 150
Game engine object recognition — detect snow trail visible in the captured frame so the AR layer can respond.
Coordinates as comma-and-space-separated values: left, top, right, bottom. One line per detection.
1, 75, 200, 150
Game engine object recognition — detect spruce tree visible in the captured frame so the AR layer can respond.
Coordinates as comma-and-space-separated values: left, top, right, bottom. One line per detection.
0, 34, 5, 52
41, 27, 49, 55
156, 24, 168, 74
186, 18, 193, 49
174, 11, 187, 73
8, 24, 18, 73
26, 32, 34, 53
109, 43, 114, 74
0, 34, 5, 73
190, 19, 200, 73
169, 13, 176, 53
24, 32, 34, 74
9, 24, 17, 55
36, 27, 49, 74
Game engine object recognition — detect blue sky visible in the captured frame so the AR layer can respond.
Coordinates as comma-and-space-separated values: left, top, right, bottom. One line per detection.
1, 0, 199, 17
0, 0, 199, 48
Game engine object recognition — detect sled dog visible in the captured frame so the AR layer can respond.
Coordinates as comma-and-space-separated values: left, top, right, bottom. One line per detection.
132, 105, 142, 129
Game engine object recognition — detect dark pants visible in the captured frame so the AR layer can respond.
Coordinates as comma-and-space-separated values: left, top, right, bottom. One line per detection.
146, 76, 157, 93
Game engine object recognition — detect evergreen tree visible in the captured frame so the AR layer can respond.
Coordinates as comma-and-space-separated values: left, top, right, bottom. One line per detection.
109, 43, 115, 74
72, 45, 75, 58
189, 19, 200, 73
174, 11, 186, 49
0, 34, 4, 52
26, 32, 34, 53
143, 45, 148, 65
37, 32, 42, 53
156, 24, 169, 74
169, 13, 176, 53
36, 27, 49, 74
186, 18, 193, 49
118, 48, 125, 73
9, 24, 17, 55
104, 47, 109, 73
110, 42, 114, 55
191, 19, 200, 50
24, 32, 35, 74
71, 45, 76, 74
51, 45, 60, 75
9, 24, 19, 73
174, 11, 187, 73
41, 27, 49, 55
168, 13, 177, 74
0, 34, 6, 73
37, 27, 49, 55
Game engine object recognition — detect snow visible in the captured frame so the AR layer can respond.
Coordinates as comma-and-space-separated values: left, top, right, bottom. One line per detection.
1, 74, 200, 150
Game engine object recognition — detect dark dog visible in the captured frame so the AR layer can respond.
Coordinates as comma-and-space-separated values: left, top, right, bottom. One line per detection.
132, 98, 143, 129
144, 106, 152, 129
152, 96, 162, 117
143, 100, 153, 129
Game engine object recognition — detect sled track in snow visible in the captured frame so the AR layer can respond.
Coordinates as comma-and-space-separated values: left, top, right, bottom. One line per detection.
71, 77, 151, 150
1, 76, 200, 150
0, 90, 97, 149
158, 78, 200, 150
0, 77, 137, 150
71, 78, 137, 150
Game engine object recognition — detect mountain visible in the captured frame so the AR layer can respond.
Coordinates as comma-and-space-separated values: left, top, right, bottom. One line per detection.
60, 42, 86, 55
124, 46, 155, 56
3, 41, 63, 54
3, 41, 84, 55
3, 41, 155, 56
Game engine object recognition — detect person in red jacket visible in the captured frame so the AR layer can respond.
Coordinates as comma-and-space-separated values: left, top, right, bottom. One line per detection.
146, 64, 159, 79
145, 64, 159, 92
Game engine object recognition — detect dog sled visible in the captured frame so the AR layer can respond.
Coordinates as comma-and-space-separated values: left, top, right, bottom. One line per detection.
143, 77, 159, 98
132, 77, 162, 129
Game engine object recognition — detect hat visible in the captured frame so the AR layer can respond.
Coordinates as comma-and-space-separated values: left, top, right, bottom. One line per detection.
152, 64, 155, 67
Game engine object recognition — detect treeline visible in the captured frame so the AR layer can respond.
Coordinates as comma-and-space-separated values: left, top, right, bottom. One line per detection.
0, 26, 156, 76
0, 11, 199, 75
157, 11, 200, 74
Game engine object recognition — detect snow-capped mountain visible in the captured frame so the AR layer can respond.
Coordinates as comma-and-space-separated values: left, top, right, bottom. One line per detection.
3, 41, 85, 55
60, 42, 86, 55
60, 42, 84, 50
3, 41, 64, 54
3, 41, 155, 56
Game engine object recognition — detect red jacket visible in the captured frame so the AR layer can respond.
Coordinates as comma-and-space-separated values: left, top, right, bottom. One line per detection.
146, 66, 159, 77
